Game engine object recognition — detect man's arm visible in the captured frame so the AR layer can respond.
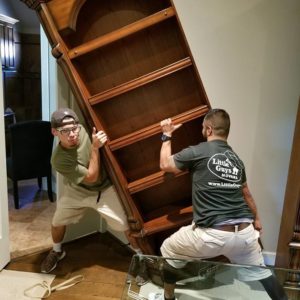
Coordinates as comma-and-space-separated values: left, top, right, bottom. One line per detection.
160, 118, 181, 173
160, 141, 180, 173
242, 183, 262, 232
83, 127, 107, 183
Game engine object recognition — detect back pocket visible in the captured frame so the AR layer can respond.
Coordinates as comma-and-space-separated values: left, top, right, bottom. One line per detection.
245, 230, 260, 245
196, 231, 225, 255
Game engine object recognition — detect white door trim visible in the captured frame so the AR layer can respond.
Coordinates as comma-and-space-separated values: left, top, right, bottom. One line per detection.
0, 56, 10, 270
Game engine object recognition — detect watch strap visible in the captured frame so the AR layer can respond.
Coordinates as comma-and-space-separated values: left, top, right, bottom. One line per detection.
161, 134, 172, 142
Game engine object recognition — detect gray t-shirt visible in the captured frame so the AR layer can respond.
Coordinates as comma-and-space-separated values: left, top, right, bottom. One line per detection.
51, 126, 111, 192
174, 140, 253, 227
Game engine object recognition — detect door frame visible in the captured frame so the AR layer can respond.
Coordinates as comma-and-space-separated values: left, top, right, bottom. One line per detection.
0, 56, 10, 270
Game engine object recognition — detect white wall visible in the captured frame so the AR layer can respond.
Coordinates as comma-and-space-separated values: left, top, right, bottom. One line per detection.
174, 0, 300, 260
0, 1, 14, 16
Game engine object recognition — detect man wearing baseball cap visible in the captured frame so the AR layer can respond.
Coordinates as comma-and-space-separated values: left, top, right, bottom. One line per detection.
41, 108, 133, 273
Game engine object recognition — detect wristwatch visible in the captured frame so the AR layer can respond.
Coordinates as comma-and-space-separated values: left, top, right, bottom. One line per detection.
161, 134, 172, 142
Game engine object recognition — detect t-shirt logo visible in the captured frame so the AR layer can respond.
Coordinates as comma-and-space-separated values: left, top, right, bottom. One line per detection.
207, 150, 243, 182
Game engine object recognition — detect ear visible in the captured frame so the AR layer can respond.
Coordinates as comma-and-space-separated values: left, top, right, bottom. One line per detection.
51, 128, 58, 136
207, 126, 213, 136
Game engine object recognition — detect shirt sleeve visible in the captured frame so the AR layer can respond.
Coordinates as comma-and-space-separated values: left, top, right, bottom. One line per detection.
173, 146, 196, 170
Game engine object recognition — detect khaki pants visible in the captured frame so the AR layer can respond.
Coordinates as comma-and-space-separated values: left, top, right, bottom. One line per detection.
161, 223, 272, 281
52, 184, 128, 232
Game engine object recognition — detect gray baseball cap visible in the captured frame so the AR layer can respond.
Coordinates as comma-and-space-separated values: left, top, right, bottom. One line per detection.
51, 108, 79, 128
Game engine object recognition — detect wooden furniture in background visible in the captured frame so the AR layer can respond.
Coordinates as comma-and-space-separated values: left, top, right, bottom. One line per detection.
0, 14, 18, 69
1, 12, 41, 122
21, 0, 211, 254
276, 98, 300, 298
3, 33, 42, 121
3, 31, 42, 156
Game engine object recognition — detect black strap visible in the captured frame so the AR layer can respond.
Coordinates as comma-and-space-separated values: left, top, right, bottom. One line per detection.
96, 191, 101, 203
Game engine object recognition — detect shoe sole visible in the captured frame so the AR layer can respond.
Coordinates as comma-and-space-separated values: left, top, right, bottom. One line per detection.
41, 251, 66, 274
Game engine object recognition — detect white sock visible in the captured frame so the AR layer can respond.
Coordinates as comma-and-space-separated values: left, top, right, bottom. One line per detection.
53, 243, 62, 252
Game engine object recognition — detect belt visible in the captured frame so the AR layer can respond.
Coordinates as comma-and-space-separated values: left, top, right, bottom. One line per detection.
212, 222, 250, 232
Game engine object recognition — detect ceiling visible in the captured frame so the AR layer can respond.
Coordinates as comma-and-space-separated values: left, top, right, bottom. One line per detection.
3, 0, 40, 34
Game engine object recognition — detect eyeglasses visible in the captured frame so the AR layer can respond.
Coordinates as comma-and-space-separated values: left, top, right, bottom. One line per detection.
57, 124, 81, 136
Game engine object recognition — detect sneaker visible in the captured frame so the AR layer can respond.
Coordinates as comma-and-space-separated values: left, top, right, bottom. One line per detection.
128, 255, 140, 277
127, 255, 149, 286
41, 250, 66, 273
136, 258, 149, 286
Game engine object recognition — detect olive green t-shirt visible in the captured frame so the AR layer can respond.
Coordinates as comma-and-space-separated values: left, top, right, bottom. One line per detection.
51, 126, 111, 192
173, 140, 253, 227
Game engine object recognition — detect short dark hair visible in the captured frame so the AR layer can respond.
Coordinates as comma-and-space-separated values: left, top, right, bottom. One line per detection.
204, 108, 230, 138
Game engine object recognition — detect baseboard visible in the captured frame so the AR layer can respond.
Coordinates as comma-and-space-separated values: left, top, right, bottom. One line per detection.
263, 251, 276, 266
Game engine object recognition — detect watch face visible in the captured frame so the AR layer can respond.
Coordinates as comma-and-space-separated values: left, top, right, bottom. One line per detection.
161, 134, 171, 142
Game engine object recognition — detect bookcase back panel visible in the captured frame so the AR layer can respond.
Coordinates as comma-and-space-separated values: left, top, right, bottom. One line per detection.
93, 68, 206, 139
72, 19, 189, 95
132, 173, 192, 221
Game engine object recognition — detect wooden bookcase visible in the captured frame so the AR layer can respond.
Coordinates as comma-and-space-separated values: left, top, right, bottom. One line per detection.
276, 99, 300, 298
22, 0, 211, 254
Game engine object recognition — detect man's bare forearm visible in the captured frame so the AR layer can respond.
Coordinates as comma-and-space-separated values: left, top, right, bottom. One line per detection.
84, 146, 100, 183
159, 119, 181, 173
243, 183, 259, 218
242, 183, 263, 232
84, 128, 107, 183
160, 140, 172, 170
